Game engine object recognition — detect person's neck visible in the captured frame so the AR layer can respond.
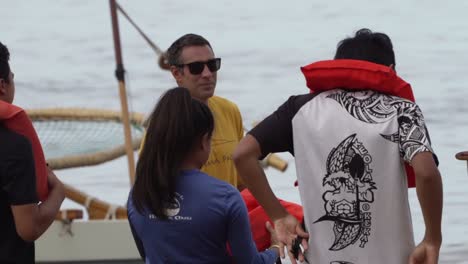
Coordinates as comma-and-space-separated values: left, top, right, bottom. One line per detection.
193, 96, 209, 105
180, 159, 202, 171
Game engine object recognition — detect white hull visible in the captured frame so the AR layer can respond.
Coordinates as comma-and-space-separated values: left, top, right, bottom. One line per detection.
36, 220, 141, 262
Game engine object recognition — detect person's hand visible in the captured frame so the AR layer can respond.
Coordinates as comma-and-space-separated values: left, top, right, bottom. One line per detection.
266, 221, 280, 246
408, 240, 441, 264
273, 214, 309, 264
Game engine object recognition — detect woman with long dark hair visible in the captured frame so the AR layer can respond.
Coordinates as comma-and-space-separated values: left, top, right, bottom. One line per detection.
127, 87, 280, 263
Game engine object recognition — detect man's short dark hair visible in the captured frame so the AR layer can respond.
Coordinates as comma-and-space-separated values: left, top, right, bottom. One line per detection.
334, 28, 395, 67
0, 41, 10, 83
165, 34, 212, 65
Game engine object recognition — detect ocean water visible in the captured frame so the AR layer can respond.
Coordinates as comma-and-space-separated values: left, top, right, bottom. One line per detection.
3, 0, 468, 262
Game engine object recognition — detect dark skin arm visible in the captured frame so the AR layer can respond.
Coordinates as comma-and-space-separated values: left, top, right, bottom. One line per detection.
233, 135, 308, 264
408, 152, 443, 264
11, 167, 65, 241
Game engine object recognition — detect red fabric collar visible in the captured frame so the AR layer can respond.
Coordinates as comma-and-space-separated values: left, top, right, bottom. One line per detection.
301, 59, 415, 102
0, 101, 49, 200
300, 59, 416, 188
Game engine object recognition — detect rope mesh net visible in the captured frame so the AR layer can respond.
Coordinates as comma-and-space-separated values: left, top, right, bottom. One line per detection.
33, 119, 144, 160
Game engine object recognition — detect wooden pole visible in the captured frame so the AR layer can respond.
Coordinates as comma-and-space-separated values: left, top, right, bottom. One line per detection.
455, 151, 468, 175
109, 0, 136, 185
64, 184, 127, 219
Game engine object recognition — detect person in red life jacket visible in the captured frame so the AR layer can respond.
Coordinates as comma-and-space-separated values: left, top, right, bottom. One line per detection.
234, 29, 443, 264
0, 41, 65, 263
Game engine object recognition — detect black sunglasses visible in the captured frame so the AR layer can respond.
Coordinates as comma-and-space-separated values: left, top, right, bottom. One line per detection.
175, 58, 221, 75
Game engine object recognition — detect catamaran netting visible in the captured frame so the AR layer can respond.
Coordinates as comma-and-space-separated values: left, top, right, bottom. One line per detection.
27, 108, 145, 170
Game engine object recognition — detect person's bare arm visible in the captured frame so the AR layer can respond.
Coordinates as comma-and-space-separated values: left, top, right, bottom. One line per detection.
233, 135, 308, 263
409, 152, 443, 264
233, 135, 288, 220
11, 168, 65, 241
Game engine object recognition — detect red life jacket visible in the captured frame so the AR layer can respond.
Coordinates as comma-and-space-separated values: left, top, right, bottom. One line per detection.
0, 101, 49, 200
300, 59, 416, 188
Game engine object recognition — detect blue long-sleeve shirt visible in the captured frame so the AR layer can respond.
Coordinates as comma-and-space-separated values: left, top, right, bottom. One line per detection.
127, 169, 278, 264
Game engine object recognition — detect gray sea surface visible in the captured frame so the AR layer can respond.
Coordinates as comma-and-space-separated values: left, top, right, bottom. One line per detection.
3, 0, 468, 263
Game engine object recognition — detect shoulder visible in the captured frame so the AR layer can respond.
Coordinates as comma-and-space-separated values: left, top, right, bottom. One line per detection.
194, 171, 239, 195
327, 90, 421, 112
0, 125, 33, 159
384, 93, 417, 106
384, 94, 424, 117
266, 92, 319, 120
191, 171, 240, 204
209, 95, 237, 106
208, 96, 240, 113
197, 171, 237, 190
286, 93, 320, 110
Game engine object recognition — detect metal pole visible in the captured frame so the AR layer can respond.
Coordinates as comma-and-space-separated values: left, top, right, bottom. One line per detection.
109, 0, 136, 185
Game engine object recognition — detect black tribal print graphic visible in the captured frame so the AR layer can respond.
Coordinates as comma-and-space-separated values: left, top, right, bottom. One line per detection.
327, 91, 432, 160
314, 134, 376, 251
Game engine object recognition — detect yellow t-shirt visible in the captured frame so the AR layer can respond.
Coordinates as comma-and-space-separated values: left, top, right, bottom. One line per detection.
203, 96, 244, 187
139, 96, 243, 187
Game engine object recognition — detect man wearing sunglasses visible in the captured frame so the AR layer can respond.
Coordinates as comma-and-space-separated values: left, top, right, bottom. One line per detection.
165, 33, 245, 191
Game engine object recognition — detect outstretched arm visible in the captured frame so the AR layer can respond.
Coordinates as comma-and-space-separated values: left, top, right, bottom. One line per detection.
233, 135, 288, 220
233, 135, 308, 263
234, 94, 316, 262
